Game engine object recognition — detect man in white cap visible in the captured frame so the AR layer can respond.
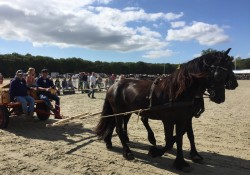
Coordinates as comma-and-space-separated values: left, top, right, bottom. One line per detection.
9, 70, 35, 118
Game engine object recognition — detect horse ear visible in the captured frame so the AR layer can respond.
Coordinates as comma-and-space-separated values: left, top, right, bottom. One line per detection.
224, 48, 231, 55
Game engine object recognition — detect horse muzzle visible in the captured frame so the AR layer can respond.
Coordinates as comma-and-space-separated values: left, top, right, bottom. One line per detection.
207, 88, 225, 104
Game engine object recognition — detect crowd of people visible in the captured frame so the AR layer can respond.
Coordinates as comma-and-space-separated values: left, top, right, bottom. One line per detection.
235, 74, 250, 80
53, 72, 120, 99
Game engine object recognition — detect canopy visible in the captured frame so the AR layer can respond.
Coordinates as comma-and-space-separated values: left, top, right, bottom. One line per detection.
233, 69, 250, 74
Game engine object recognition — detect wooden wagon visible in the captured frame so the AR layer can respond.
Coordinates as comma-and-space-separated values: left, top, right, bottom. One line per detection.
0, 88, 57, 129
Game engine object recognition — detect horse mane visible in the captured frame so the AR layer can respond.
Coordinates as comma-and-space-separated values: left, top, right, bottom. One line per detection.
163, 55, 210, 100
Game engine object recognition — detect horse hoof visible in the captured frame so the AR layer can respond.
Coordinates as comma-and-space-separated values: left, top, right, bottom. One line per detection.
190, 154, 204, 164
124, 153, 134, 160
106, 143, 113, 150
173, 160, 192, 173
148, 146, 164, 157
180, 166, 193, 173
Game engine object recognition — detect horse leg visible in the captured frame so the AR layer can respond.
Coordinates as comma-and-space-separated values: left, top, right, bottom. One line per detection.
141, 117, 156, 145
164, 120, 175, 151
174, 122, 191, 172
148, 120, 173, 157
123, 115, 131, 143
115, 116, 134, 160
187, 118, 204, 163
103, 119, 116, 149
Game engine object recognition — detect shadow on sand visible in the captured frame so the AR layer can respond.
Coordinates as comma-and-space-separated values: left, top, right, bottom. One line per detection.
5, 118, 250, 175
106, 140, 250, 175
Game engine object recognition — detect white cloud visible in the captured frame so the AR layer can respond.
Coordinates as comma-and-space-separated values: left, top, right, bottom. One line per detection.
166, 21, 230, 46
142, 49, 175, 59
123, 7, 141, 11
164, 12, 184, 21
97, 0, 113, 4
0, 0, 182, 54
170, 21, 186, 28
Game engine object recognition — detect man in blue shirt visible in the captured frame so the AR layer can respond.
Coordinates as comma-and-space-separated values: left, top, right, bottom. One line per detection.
36, 69, 62, 119
9, 70, 35, 118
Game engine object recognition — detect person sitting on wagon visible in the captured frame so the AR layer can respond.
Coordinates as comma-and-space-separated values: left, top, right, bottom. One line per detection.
9, 70, 35, 118
36, 68, 62, 119
26, 67, 36, 87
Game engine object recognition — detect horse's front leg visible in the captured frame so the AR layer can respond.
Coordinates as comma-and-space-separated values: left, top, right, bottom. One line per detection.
174, 122, 192, 172
116, 117, 134, 160
148, 120, 173, 157
141, 117, 156, 145
186, 117, 204, 163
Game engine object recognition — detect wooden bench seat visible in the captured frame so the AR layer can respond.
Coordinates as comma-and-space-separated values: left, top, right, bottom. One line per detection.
5, 100, 45, 108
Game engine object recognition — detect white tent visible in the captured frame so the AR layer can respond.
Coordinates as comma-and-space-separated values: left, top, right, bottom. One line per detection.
233, 69, 250, 74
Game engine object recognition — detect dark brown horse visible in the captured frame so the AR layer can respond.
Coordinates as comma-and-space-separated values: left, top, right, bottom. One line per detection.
129, 56, 238, 164
95, 48, 233, 172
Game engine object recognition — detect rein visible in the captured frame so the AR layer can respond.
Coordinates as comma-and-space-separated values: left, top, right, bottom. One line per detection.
100, 100, 194, 118
203, 59, 228, 71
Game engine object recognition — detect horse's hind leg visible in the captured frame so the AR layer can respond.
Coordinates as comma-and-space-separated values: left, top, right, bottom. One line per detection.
186, 118, 203, 163
115, 116, 134, 160
123, 115, 131, 143
104, 118, 116, 149
141, 117, 156, 145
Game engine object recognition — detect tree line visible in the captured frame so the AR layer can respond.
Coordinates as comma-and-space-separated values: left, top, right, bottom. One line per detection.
0, 53, 176, 77
0, 50, 249, 77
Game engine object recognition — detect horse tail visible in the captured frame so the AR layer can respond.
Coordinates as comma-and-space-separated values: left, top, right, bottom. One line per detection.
95, 96, 115, 139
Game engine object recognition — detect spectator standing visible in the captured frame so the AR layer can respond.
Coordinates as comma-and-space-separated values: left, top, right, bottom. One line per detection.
61, 77, 67, 89
104, 76, 109, 89
9, 70, 35, 118
109, 74, 116, 87
82, 72, 88, 90
55, 78, 61, 90
78, 72, 83, 91
67, 77, 75, 89
0, 73, 3, 84
88, 72, 96, 99
96, 75, 103, 91
36, 68, 62, 119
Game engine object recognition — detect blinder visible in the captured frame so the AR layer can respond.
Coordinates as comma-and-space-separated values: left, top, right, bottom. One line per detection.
203, 60, 229, 99
213, 66, 228, 82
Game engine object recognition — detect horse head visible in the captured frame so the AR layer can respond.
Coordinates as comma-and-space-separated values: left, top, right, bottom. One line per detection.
202, 48, 237, 103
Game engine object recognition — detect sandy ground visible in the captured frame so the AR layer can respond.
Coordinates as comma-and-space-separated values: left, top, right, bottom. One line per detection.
0, 80, 249, 175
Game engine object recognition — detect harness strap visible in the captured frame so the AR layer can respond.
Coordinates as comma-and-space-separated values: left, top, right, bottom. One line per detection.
148, 78, 161, 108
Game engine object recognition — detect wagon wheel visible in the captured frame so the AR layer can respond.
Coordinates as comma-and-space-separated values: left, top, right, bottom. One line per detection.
36, 103, 50, 121
0, 106, 10, 129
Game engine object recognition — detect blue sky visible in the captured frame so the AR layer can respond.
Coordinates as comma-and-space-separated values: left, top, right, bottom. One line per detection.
0, 0, 249, 64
